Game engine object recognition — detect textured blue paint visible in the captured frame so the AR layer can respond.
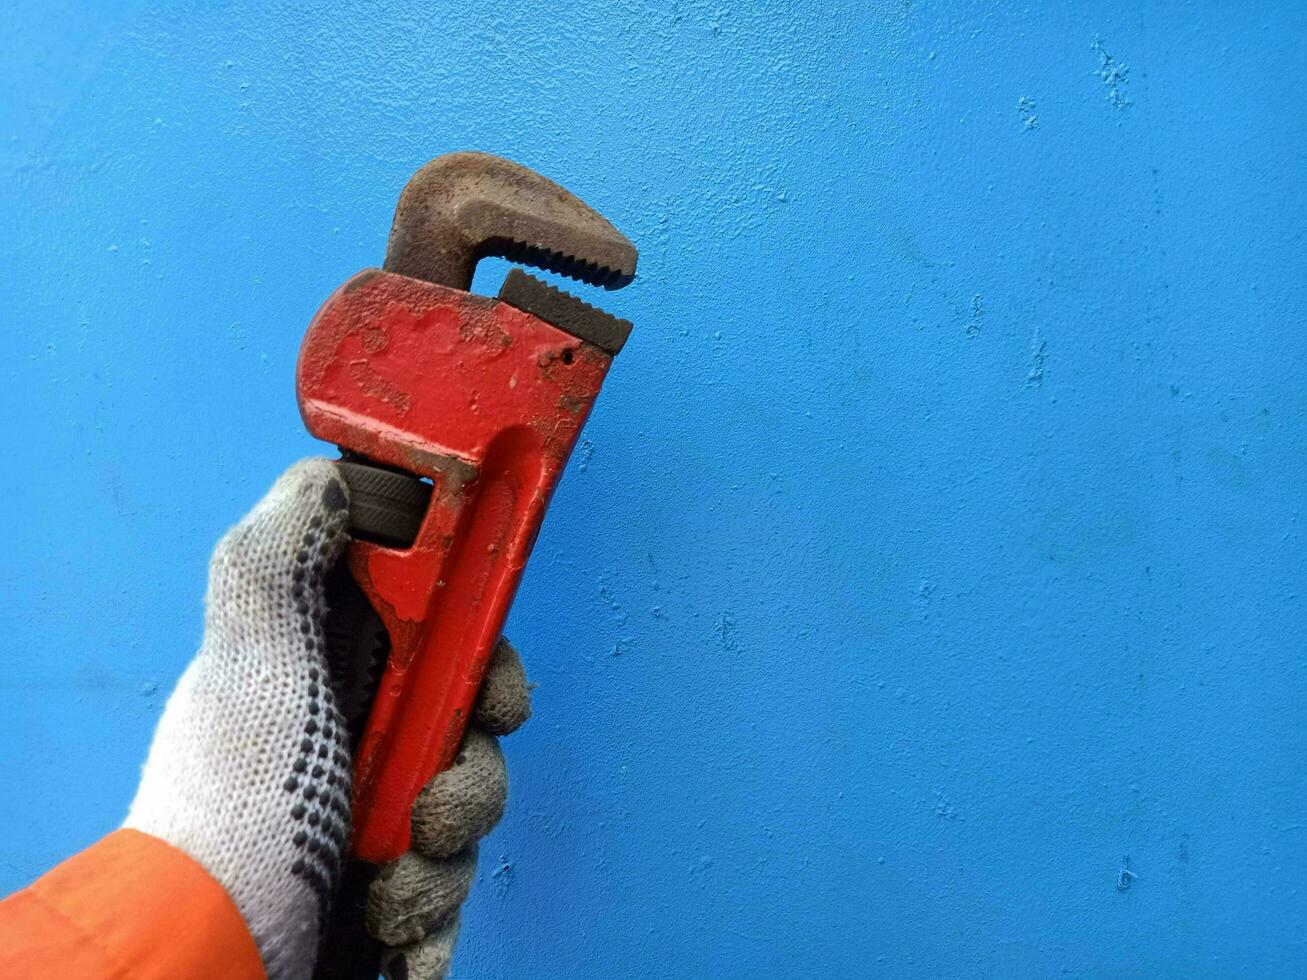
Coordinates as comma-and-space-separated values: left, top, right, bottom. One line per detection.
1, 3, 1304, 976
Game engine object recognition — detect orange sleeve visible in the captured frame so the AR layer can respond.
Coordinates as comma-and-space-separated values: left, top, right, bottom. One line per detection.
0, 828, 265, 979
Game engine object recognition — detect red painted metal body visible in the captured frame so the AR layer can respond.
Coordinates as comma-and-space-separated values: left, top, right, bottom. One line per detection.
297, 268, 611, 863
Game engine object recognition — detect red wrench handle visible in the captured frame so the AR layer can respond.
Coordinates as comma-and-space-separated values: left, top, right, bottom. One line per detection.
297, 269, 612, 862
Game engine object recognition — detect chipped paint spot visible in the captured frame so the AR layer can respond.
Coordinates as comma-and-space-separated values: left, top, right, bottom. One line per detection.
558, 391, 588, 416
1093, 38, 1132, 110
1116, 856, 1138, 891
1026, 327, 1047, 388
1018, 95, 1039, 130
348, 358, 411, 413
965, 293, 983, 337
715, 611, 738, 651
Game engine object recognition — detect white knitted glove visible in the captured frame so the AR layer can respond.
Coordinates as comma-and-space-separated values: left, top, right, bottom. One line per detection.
369, 638, 530, 980
124, 459, 530, 980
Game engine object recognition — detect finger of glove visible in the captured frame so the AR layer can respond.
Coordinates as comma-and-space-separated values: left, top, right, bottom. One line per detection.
206, 457, 351, 634
379, 914, 460, 980
471, 637, 532, 736
408, 728, 507, 860
367, 848, 476, 947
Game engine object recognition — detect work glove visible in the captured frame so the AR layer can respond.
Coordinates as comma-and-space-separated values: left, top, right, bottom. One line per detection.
125, 459, 530, 980
369, 636, 528, 980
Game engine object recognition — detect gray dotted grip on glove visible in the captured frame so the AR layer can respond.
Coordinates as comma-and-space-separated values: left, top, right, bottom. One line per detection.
125, 459, 357, 980
370, 637, 531, 979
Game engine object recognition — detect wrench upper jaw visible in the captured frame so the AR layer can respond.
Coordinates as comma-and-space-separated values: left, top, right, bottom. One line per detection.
382, 151, 638, 294
483, 232, 634, 292
382, 151, 638, 354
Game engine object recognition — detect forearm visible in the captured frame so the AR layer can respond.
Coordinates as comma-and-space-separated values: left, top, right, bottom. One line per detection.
0, 829, 264, 978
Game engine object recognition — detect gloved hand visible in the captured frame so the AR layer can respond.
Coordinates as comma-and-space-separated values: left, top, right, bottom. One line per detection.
369, 635, 528, 980
124, 459, 529, 980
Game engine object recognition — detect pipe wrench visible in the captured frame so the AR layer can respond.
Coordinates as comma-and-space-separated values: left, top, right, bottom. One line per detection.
298, 152, 637, 973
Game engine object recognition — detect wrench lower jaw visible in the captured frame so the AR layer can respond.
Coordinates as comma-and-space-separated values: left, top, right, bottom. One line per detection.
498, 268, 633, 356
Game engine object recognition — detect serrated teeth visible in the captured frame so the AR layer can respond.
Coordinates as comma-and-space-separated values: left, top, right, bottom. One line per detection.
498, 269, 633, 355
493, 238, 634, 291
520, 274, 602, 312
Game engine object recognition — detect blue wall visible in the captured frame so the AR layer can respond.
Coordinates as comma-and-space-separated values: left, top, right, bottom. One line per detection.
2, 3, 1303, 976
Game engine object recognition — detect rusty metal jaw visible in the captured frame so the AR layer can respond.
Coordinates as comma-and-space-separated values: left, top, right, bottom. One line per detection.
382, 151, 637, 352
383, 151, 637, 293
